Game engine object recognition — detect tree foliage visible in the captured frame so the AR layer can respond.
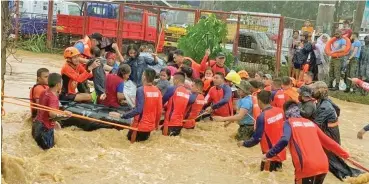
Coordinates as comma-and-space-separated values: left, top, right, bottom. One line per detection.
177, 14, 233, 67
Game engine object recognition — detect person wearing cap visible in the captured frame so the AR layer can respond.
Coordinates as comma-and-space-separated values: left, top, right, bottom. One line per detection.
238, 70, 249, 81
200, 49, 230, 76
74, 32, 104, 62
60, 47, 99, 102
213, 80, 254, 140
237, 90, 286, 172
204, 72, 233, 118
298, 85, 316, 120
263, 74, 273, 91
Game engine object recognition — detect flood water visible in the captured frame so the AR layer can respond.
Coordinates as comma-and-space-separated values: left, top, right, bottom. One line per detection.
2, 50, 369, 184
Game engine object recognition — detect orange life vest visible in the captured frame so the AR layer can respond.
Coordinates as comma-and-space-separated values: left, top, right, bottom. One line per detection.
74, 35, 92, 58
131, 86, 162, 132
288, 117, 329, 179
271, 89, 285, 109
252, 89, 261, 129
260, 107, 286, 162
183, 93, 206, 129
163, 86, 190, 135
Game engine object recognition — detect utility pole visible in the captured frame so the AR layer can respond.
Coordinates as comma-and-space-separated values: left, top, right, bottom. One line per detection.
353, 1, 366, 32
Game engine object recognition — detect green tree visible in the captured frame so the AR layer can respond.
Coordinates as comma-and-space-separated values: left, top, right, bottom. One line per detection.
177, 14, 233, 67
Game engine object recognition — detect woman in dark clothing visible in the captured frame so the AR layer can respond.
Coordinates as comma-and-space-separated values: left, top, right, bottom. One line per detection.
298, 85, 316, 120
312, 81, 362, 180
292, 32, 313, 79
123, 45, 158, 87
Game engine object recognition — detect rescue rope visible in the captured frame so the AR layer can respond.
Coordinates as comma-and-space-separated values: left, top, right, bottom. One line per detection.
346, 158, 369, 173
2, 96, 137, 131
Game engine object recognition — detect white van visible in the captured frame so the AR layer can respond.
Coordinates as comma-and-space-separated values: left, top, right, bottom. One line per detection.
17, 0, 80, 19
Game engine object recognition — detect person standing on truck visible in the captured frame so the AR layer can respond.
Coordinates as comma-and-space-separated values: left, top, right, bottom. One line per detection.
60, 47, 99, 102
123, 45, 158, 87
200, 49, 230, 76
109, 68, 162, 142
30, 68, 49, 118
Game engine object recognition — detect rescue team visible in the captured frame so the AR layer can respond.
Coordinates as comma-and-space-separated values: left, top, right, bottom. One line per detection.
29, 33, 365, 184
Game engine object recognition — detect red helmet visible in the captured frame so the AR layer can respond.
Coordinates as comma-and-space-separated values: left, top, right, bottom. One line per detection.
64, 47, 80, 59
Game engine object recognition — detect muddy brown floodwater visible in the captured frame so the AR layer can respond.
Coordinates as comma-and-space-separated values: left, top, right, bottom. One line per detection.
2, 50, 369, 184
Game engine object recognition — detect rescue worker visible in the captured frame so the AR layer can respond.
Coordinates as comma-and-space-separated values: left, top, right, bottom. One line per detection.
249, 80, 262, 125
204, 72, 233, 117
109, 68, 162, 142
183, 79, 206, 129
311, 81, 362, 180
74, 32, 104, 63
213, 81, 254, 140
30, 68, 49, 118
263, 74, 273, 91
238, 70, 249, 81
60, 47, 99, 102
32, 73, 72, 150
282, 76, 299, 103
271, 78, 285, 109
237, 90, 286, 172
100, 64, 131, 108
357, 124, 369, 139
200, 49, 230, 76
265, 101, 351, 184
162, 72, 190, 136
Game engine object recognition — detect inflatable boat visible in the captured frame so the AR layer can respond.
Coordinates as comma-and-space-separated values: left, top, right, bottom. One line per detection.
59, 102, 133, 131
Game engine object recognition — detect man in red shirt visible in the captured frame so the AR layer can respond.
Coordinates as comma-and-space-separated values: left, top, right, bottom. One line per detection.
204, 72, 233, 117
32, 73, 72, 150
60, 47, 99, 102
30, 68, 49, 118
200, 49, 230, 76
162, 72, 190, 136
109, 68, 162, 142
264, 101, 350, 184
183, 79, 206, 129
270, 78, 285, 109
238, 90, 286, 172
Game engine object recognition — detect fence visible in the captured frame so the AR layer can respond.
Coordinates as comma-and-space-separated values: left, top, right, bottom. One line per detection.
10, 1, 285, 75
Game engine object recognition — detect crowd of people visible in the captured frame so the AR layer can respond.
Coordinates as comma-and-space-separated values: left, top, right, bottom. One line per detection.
28, 31, 369, 184
289, 20, 369, 94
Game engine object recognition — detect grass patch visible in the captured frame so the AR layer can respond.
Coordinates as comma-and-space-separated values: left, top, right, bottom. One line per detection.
329, 90, 369, 105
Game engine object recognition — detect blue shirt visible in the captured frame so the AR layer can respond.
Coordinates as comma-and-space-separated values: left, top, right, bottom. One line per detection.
331, 38, 346, 52
237, 95, 253, 125
351, 40, 362, 58
116, 82, 124, 93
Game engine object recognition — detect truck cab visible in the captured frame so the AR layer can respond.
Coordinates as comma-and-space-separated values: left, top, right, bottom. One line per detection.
235, 30, 287, 72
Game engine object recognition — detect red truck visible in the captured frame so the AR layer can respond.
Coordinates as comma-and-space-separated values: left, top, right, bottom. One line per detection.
56, 2, 164, 52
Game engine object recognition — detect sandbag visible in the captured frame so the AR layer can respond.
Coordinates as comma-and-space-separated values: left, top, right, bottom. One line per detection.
59, 102, 132, 131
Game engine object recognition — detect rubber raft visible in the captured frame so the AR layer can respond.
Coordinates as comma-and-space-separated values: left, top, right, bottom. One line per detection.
59, 102, 133, 131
